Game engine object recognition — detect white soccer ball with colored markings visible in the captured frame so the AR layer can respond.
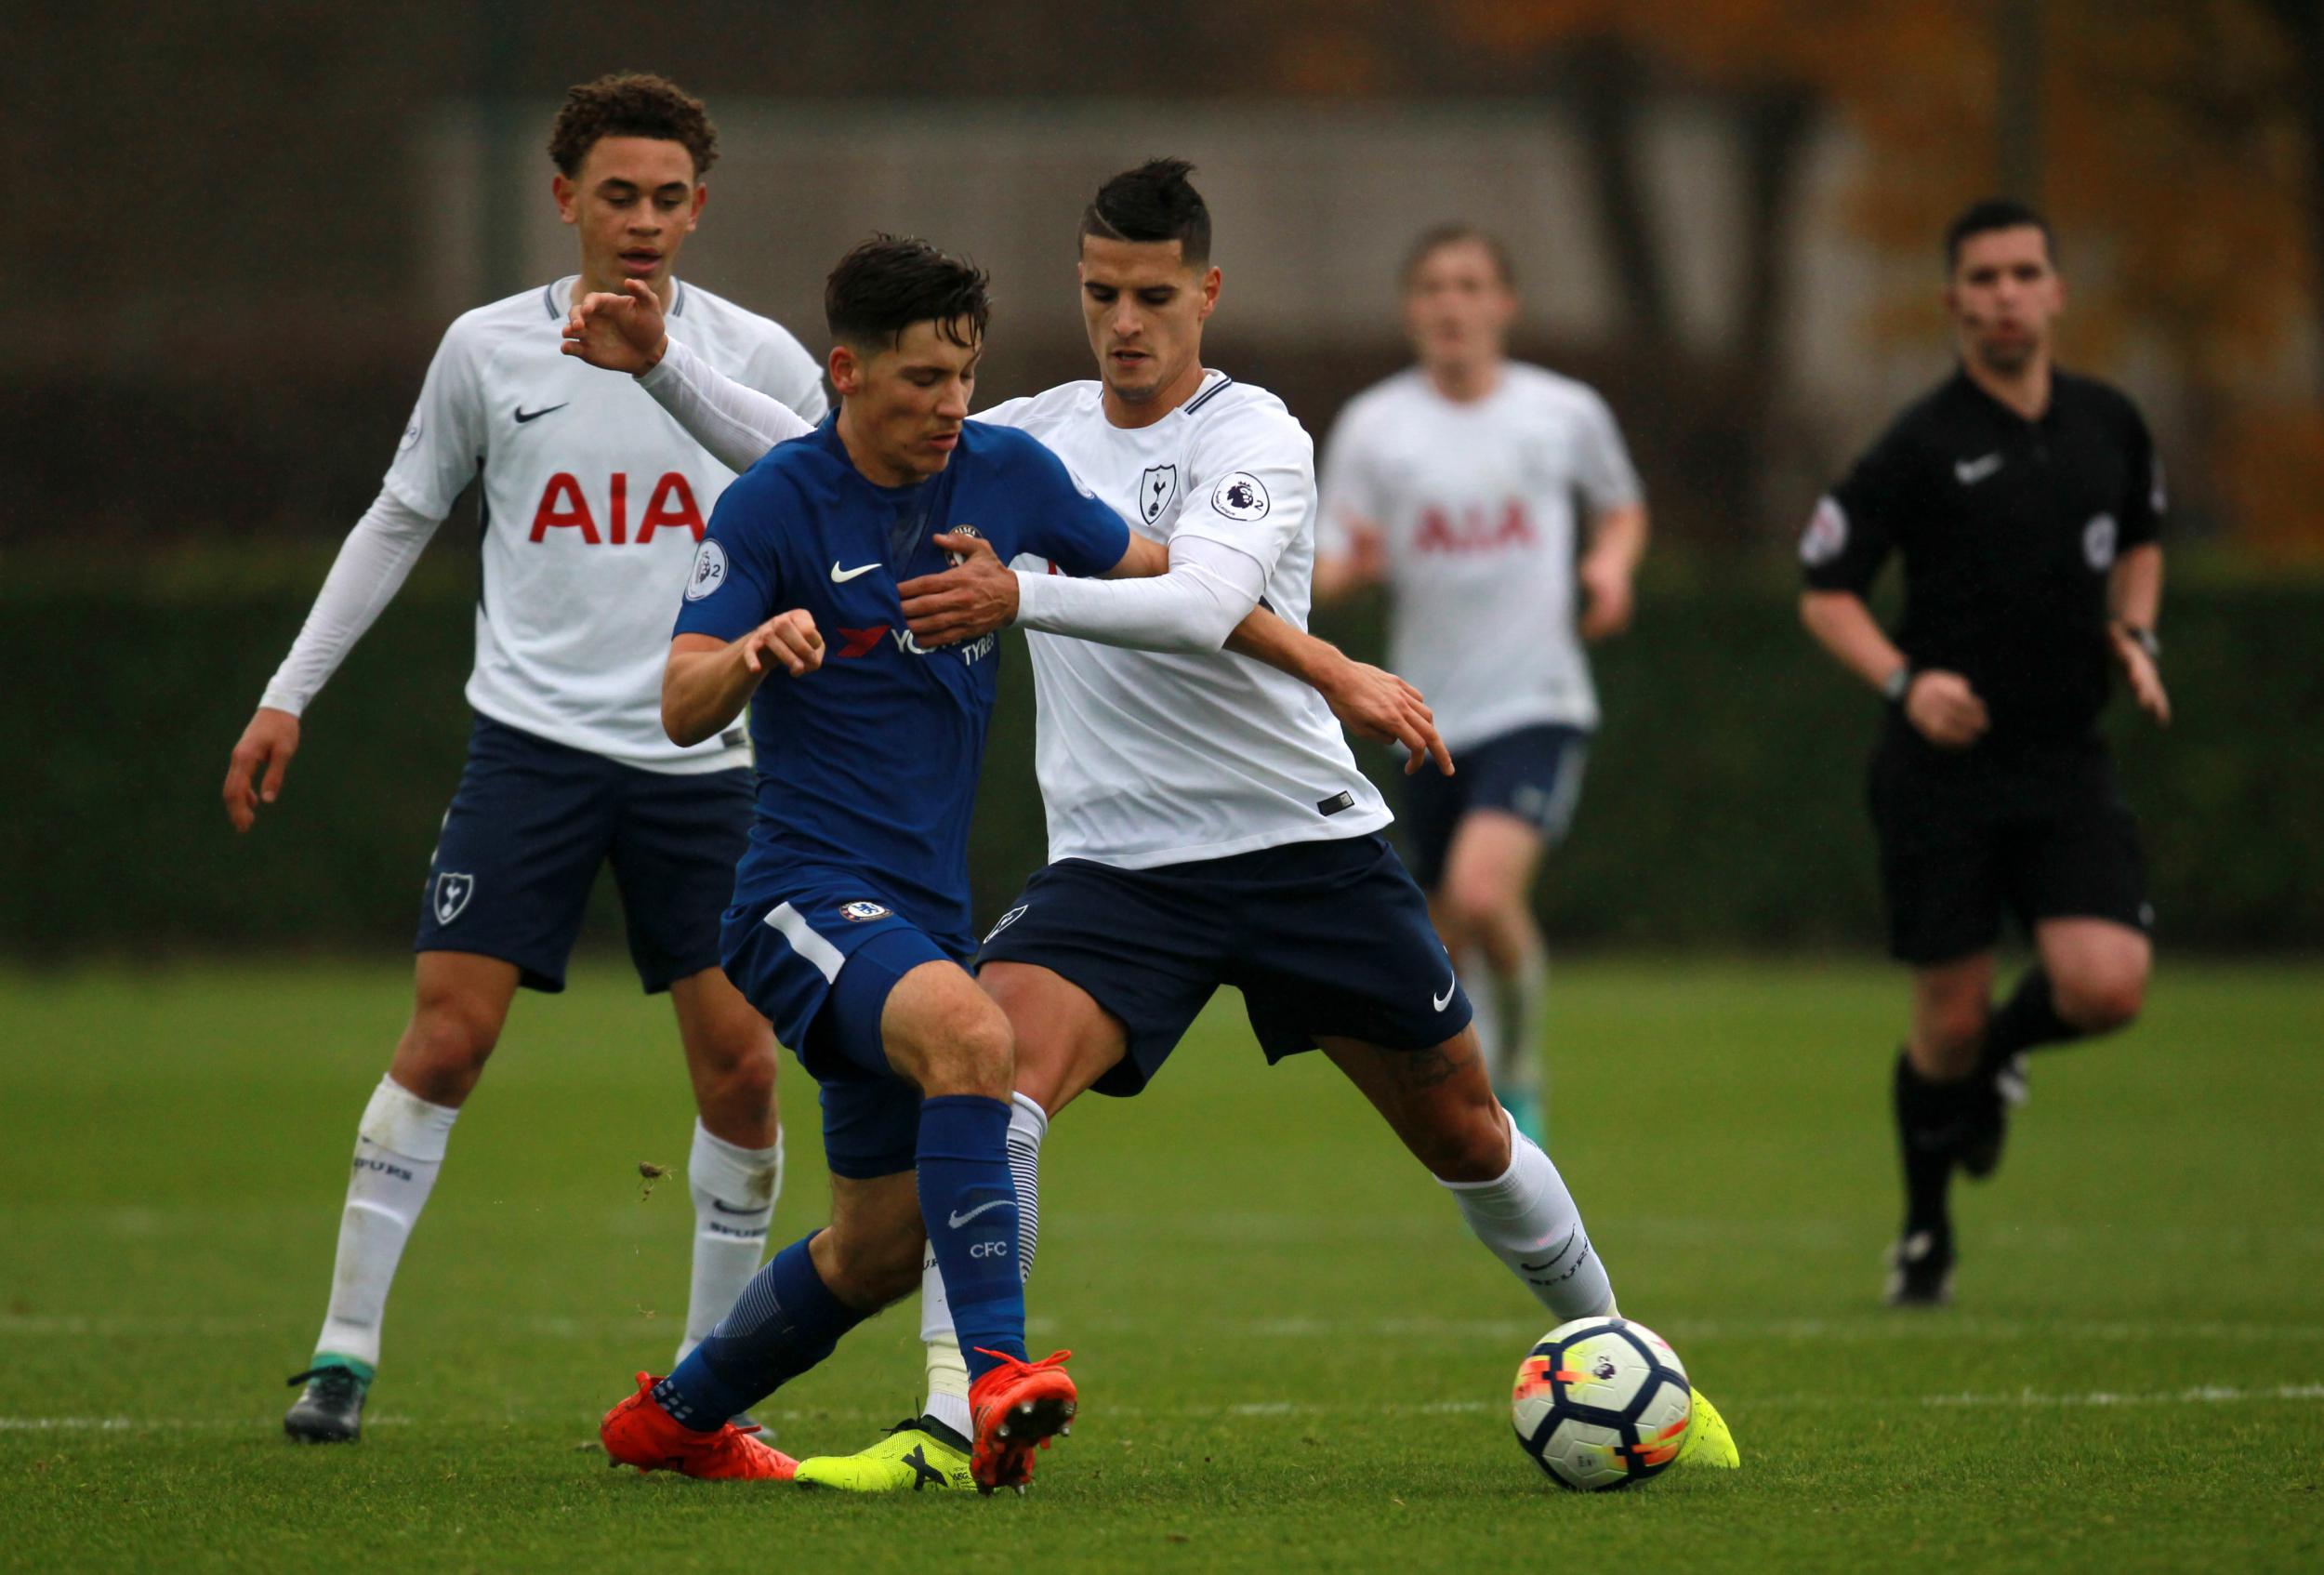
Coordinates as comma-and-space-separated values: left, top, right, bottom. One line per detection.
1511, 1316, 1694, 1490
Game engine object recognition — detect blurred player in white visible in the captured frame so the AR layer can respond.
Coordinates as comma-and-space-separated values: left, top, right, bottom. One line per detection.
220, 73, 826, 1443
563, 164, 1733, 1489
1314, 226, 1648, 1143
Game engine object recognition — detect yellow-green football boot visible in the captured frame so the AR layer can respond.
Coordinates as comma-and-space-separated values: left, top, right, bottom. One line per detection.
793, 1417, 974, 1492
1675, 1386, 1739, 1469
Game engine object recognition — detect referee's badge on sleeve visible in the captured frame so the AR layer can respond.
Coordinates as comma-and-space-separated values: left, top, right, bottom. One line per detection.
2083, 514, 2118, 571
686, 538, 729, 601
1801, 496, 1848, 565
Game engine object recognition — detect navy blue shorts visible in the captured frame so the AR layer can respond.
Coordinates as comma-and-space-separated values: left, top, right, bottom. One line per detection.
415, 714, 750, 994
1399, 722, 1591, 891
720, 882, 968, 1180
974, 832, 1472, 1098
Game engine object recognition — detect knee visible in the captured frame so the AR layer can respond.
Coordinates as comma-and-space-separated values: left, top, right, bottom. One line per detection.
2053, 965, 2146, 1035
918, 1007, 1015, 1102
1438, 873, 1513, 946
1407, 1087, 1512, 1185
700, 1033, 779, 1114
398, 991, 502, 1100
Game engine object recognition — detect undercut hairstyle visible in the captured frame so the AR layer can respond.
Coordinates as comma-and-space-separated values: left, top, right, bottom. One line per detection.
548, 73, 718, 179
825, 235, 992, 351
1404, 223, 1515, 290
1080, 158, 1212, 266
1944, 198, 2056, 272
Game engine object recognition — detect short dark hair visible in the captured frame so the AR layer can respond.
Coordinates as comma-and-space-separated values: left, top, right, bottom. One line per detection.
1944, 198, 2056, 272
548, 73, 718, 179
1080, 158, 1211, 266
1403, 223, 1515, 289
825, 235, 992, 351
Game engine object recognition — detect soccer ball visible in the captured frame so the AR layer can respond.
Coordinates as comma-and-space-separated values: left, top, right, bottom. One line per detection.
1511, 1316, 1694, 1490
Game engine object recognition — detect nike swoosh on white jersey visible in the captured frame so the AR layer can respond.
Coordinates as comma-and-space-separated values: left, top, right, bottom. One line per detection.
831, 561, 882, 582
1433, 979, 1457, 1012
1954, 453, 2003, 485
946, 1198, 1012, 1228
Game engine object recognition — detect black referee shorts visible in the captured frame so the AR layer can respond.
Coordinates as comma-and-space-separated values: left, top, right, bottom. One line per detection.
1867, 726, 2150, 966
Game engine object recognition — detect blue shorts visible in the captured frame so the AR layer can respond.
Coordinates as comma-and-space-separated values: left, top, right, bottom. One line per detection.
974, 832, 1472, 1098
415, 714, 750, 994
720, 881, 968, 1180
1399, 722, 1591, 891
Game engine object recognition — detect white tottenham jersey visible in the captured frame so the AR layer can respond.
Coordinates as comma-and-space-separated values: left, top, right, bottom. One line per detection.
385, 277, 825, 771
1318, 364, 1641, 748
980, 373, 1392, 869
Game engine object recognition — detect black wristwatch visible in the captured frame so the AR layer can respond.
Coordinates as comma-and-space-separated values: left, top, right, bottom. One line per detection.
2116, 623, 2162, 663
1882, 664, 1913, 704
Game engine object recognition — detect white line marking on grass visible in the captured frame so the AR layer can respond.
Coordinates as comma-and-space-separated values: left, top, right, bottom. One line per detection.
1220, 1385, 2324, 1421
1046, 1312, 2324, 1345
0, 1416, 414, 1432
0, 1316, 278, 1337
1919, 1383, 2324, 1410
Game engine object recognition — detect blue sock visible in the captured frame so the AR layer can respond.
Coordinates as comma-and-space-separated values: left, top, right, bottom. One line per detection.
652, 1232, 865, 1431
917, 1094, 1026, 1383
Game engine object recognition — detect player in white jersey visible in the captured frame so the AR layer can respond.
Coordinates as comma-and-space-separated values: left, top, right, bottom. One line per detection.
219, 75, 826, 1443
1315, 226, 1649, 1144
561, 161, 1735, 1486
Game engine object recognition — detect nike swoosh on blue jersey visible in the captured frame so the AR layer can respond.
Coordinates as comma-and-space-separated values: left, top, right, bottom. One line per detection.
831, 560, 882, 582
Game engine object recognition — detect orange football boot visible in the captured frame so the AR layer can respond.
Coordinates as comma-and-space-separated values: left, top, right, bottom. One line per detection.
600, 1372, 798, 1481
967, 1348, 1076, 1494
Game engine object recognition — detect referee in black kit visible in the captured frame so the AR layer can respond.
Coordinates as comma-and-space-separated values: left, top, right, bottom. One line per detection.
1799, 200, 2172, 1307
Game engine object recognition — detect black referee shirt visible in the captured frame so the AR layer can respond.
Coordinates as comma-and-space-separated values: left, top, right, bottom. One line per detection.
1802, 366, 2164, 748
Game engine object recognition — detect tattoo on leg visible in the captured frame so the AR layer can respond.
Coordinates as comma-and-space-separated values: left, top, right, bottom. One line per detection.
1390, 1039, 1472, 1091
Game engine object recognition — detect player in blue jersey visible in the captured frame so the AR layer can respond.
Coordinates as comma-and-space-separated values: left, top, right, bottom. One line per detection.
564, 162, 1737, 1490
597, 235, 1158, 1494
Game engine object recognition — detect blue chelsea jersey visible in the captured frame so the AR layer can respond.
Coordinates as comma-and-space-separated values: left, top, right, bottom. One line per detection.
674, 415, 1131, 945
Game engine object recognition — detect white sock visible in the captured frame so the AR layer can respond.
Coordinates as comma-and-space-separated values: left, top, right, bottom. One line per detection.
313, 1075, 460, 1371
1488, 945, 1549, 1097
1440, 1112, 1614, 1323
676, 1121, 784, 1366
920, 1092, 1048, 1436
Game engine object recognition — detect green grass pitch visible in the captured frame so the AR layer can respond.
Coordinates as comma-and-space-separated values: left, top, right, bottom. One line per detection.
3, 958, 2319, 1572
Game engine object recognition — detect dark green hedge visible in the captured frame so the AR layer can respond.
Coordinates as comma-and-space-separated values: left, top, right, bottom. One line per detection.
6, 556, 2316, 960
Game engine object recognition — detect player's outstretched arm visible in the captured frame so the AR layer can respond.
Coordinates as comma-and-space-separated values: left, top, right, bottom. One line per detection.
1225, 610, 1452, 777
662, 615, 823, 747
563, 285, 813, 474
222, 490, 446, 832
900, 532, 1263, 655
